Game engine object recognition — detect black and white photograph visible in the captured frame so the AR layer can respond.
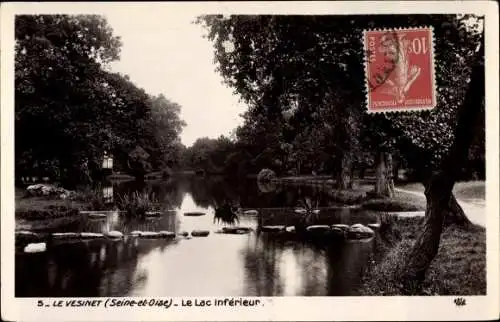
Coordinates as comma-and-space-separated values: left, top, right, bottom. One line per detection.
1, 1, 498, 321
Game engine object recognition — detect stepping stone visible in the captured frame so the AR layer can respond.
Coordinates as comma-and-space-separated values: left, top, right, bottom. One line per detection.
285, 226, 296, 233
330, 227, 346, 237
106, 231, 124, 239
243, 209, 259, 215
79, 232, 104, 239
294, 208, 307, 214
306, 225, 331, 233
312, 209, 321, 214
16, 230, 39, 237
221, 227, 252, 234
138, 232, 161, 238
16, 231, 42, 242
52, 232, 79, 239
159, 231, 176, 238
346, 224, 375, 239
184, 212, 206, 217
191, 230, 210, 237
130, 230, 143, 237
178, 231, 189, 237
24, 242, 46, 253
261, 225, 285, 232
331, 224, 350, 231
367, 223, 381, 230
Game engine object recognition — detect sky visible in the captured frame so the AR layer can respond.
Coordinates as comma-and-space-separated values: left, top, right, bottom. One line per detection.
103, 11, 247, 147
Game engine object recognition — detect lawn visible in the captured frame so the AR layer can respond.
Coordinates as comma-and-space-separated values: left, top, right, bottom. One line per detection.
15, 188, 87, 220
397, 180, 485, 201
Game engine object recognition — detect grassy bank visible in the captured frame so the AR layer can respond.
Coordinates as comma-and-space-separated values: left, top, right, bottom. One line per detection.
15, 188, 87, 220
361, 191, 425, 211
398, 181, 485, 202
277, 176, 426, 211
359, 216, 486, 295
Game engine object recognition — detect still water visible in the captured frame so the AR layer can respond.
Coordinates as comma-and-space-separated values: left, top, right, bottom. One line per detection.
16, 176, 379, 297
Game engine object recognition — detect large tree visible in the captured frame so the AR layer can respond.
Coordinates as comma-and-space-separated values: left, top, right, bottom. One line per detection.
15, 15, 186, 186
402, 42, 484, 286
199, 14, 484, 286
15, 15, 122, 186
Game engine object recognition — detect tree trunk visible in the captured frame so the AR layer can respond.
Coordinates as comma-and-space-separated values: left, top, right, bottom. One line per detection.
374, 150, 395, 197
336, 152, 352, 189
403, 44, 484, 287
392, 156, 401, 182
444, 193, 473, 228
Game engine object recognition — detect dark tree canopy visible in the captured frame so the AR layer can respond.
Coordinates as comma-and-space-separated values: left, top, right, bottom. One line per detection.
15, 15, 185, 186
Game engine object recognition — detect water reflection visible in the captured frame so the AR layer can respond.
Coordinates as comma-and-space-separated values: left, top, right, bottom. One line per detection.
16, 176, 377, 297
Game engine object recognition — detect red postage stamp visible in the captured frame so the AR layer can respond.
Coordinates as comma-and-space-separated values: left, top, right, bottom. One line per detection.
364, 27, 436, 113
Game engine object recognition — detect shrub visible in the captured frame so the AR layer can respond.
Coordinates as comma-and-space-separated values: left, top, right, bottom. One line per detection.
257, 168, 276, 182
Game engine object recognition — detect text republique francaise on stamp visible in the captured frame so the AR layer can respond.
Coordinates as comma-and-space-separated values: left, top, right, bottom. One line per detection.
364, 27, 436, 113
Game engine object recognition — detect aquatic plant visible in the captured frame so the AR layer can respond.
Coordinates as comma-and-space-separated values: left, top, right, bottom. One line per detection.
294, 196, 321, 232
213, 203, 239, 225
116, 192, 161, 218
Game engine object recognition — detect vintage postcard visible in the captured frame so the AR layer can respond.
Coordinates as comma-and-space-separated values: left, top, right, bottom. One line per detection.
1, 1, 498, 321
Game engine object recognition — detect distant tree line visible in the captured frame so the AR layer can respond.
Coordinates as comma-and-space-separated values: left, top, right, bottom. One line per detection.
15, 15, 185, 188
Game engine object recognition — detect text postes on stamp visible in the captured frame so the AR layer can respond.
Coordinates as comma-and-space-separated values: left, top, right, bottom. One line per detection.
364, 27, 436, 113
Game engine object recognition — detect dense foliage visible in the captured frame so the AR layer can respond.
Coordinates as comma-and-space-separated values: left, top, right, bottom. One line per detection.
15, 15, 185, 187
195, 14, 484, 183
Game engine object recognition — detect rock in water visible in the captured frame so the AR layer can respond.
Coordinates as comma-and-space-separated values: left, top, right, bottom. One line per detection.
221, 227, 252, 234
294, 208, 307, 214
243, 209, 259, 215
139, 232, 161, 238
331, 224, 350, 231
52, 232, 79, 240
79, 232, 104, 239
260, 225, 285, 232
306, 225, 331, 234
184, 212, 206, 217
16, 231, 41, 243
106, 231, 123, 239
178, 231, 189, 237
191, 230, 210, 237
130, 230, 143, 237
346, 224, 375, 239
24, 242, 46, 253
331, 227, 346, 237
159, 231, 176, 238
285, 226, 296, 233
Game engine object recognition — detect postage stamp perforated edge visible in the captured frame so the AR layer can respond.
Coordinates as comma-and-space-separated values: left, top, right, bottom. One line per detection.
362, 26, 437, 114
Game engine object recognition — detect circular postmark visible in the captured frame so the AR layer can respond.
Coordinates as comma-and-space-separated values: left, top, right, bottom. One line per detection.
365, 30, 400, 91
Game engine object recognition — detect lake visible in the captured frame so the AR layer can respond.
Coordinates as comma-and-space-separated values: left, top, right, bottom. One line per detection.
15, 176, 381, 297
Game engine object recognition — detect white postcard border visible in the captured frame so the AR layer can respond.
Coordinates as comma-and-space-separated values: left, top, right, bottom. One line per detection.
1, 2, 499, 321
